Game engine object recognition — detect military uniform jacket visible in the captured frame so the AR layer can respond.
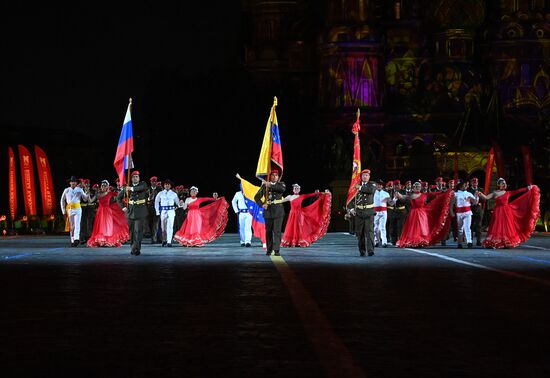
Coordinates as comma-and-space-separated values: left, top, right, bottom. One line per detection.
147, 185, 162, 209
354, 181, 376, 216
254, 181, 286, 219
117, 181, 149, 220
394, 189, 408, 210
467, 187, 484, 212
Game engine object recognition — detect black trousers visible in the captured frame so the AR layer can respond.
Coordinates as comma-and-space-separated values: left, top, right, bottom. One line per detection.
348, 216, 355, 235
386, 209, 394, 243
356, 212, 374, 254
471, 207, 484, 242
265, 216, 284, 252
80, 207, 95, 241
147, 209, 160, 243
391, 209, 407, 244
129, 218, 145, 252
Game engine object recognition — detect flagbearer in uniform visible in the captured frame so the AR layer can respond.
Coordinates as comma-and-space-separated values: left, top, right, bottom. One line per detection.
117, 171, 148, 256
154, 179, 182, 247
79, 179, 95, 244
60, 176, 89, 247
351, 169, 377, 256
255, 169, 285, 256
232, 185, 253, 247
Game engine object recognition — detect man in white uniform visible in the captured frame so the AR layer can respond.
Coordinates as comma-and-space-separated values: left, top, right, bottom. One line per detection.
154, 179, 183, 247
453, 180, 478, 249
60, 176, 89, 247
373, 180, 390, 248
232, 186, 253, 247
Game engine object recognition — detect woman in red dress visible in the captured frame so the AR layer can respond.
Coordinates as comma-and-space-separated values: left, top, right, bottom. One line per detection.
174, 186, 229, 247
281, 184, 332, 247
395, 181, 454, 248
477, 178, 540, 249
87, 180, 129, 247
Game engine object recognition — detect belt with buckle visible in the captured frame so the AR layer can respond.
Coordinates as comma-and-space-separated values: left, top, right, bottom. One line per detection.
355, 204, 374, 209
395, 206, 406, 210
128, 199, 146, 205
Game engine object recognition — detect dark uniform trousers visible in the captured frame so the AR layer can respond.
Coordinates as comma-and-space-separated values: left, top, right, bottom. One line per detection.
255, 181, 286, 253
147, 186, 162, 243
117, 181, 149, 253
386, 207, 394, 243
80, 202, 95, 242
356, 209, 374, 254
391, 208, 407, 244
354, 181, 376, 255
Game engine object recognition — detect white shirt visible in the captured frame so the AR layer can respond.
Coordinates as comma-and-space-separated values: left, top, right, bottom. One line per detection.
455, 190, 476, 209
374, 190, 390, 207
60, 186, 89, 215
231, 191, 248, 213
154, 189, 181, 215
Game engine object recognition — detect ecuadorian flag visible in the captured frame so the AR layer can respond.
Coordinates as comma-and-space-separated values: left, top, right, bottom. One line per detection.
239, 176, 266, 243
256, 97, 283, 180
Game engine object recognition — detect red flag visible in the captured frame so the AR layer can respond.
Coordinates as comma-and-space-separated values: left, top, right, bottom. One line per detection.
484, 147, 495, 194
519, 145, 533, 185
8, 147, 17, 220
346, 109, 362, 205
492, 142, 505, 178
34, 146, 56, 216
18, 145, 37, 216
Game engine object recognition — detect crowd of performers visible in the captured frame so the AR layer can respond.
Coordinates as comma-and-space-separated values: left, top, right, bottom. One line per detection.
346, 170, 540, 256
59, 168, 540, 256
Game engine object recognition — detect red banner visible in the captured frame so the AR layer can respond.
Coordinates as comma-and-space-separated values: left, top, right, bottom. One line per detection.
519, 145, 533, 185
346, 110, 362, 206
18, 145, 37, 216
484, 147, 495, 194
34, 146, 56, 215
492, 143, 505, 178
8, 147, 17, 220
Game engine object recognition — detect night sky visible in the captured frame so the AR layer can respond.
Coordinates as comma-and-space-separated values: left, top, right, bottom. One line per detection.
1, 4, 325, 217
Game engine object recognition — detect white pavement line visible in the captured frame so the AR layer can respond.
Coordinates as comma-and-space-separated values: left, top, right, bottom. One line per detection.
406, 248, 550, 288
271, 256, 366, 378
523, 244, 550, 251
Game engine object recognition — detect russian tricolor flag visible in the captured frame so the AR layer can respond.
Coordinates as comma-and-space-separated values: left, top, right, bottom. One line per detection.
239, 176, 266, 243
113, 100, 134, 185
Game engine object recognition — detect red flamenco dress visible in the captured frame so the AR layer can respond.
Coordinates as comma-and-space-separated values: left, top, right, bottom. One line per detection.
87, 192, 129, 247
483, 186, 540, 249
396, 190, 454, 248
174, 197, 229, 247
281, 192, 332, 247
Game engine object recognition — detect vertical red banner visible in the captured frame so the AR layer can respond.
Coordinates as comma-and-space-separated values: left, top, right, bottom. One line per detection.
8, 147, 17, 220
519, 145, 533, 185
492, 143, 505, 178
484, 147, 495, 194
34, 146, 56, 215
17, 145, 37, 216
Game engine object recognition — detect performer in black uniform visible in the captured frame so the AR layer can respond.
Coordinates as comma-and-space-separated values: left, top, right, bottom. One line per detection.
385, 180, 395, 245
79, 178, 95, 244
146, 176, 162, 244
389, 179, 407, 245
254, 169, 286, 256
173, 185, 189, 236
117, 171, 149, 256
468, 177, 485, 246
352, 169, 377, 256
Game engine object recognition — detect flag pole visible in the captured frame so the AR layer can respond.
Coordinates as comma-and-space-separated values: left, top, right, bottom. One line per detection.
265, 96, 277, 202
126, 98, 133, 198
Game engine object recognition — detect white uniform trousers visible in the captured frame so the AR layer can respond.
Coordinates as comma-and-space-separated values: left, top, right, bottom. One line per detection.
68, 207, 82, 243
160, 209, 176, 243
374, 211, 388, 245
238, 212, 253, 244
457, 211, 473, 244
